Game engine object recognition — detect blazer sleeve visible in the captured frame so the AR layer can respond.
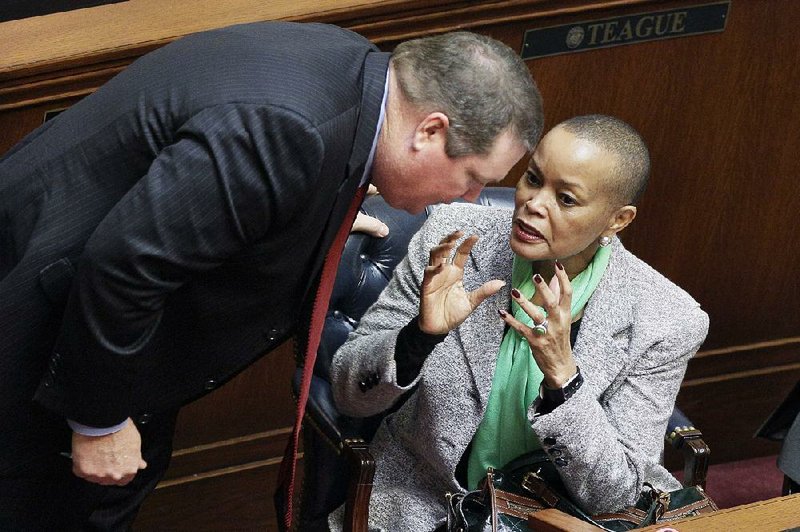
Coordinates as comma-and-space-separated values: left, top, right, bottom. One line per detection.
36, 103, 325, 426
529, 305, 709, 513
332, 206, 457, 417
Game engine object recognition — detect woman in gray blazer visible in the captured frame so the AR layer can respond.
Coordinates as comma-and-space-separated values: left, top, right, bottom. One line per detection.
330, 116, 709, 531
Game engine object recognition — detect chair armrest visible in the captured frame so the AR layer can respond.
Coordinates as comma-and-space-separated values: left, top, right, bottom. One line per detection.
666, 425, 710, 488
343, 438, 375, 532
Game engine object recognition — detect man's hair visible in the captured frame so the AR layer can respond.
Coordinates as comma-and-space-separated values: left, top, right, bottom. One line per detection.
558, 115, 650, 205
391, 32, 544, 157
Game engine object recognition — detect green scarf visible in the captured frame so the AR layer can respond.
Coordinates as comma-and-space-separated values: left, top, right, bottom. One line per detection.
466, 245, 613, 489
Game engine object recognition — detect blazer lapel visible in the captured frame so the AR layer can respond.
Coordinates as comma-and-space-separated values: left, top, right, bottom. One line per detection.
572, 240, 635, 394
455, 216, 514, 406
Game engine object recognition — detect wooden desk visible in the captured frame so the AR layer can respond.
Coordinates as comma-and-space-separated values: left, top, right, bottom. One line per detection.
639, 493, 800, 531
529, 494, 800, 531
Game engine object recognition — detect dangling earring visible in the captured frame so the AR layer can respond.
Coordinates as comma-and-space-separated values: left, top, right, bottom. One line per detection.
599, 235, 612, 247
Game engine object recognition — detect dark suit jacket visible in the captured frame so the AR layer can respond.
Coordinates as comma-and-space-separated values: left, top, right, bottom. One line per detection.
0, 22, 389, 460
758, 381, 800, 482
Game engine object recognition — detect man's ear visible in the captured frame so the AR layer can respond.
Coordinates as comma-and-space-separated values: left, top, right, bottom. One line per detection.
605, 205, 637, 236
412, 112, 449, 151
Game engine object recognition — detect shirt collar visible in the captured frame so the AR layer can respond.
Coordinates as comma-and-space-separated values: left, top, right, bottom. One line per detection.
360, 69, 390, 186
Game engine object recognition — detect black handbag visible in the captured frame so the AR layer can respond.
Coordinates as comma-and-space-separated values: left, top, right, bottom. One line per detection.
445, 450, 718, 532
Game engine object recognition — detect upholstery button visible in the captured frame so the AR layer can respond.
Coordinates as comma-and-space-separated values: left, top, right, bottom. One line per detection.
543, 436, 557, 446
138, 413, 152, 425
204, 379, 217, 391
264, 327, 279, 342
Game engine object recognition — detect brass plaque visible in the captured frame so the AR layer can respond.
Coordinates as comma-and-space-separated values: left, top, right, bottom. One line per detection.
522, 2, 730, 60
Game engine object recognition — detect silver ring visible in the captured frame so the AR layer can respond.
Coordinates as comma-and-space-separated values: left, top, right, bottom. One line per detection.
532, 319, 548, 336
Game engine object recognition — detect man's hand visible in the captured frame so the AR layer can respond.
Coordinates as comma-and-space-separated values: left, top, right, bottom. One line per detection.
71, 418, 147, 486
351, 212, 389, 237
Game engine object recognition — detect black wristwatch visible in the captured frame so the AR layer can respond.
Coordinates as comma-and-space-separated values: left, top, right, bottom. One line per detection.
538, 367, 584, 408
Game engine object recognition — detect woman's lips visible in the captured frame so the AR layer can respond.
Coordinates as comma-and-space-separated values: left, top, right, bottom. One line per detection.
513, 220, 545, 243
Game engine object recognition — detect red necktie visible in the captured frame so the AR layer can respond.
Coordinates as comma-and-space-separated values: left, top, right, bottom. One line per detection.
277, 183, 368, 530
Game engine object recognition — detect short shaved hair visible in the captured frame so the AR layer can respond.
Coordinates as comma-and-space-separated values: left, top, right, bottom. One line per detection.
558, 115, 650, 205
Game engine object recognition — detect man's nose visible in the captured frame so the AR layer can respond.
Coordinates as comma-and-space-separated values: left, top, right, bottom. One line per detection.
462, 183, 484, 203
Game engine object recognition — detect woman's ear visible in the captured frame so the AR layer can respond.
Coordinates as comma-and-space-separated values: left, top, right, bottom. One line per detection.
606, 205, 637, 236
412, 112, 449, 151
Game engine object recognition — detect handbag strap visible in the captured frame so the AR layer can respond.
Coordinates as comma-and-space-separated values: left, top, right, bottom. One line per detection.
276, 184, 368, 531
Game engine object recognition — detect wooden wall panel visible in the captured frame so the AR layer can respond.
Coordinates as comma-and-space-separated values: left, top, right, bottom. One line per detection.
1, 0, 798, 528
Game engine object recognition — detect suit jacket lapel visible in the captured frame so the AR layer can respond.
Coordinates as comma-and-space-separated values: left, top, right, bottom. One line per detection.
299, 51, 390, 305
345, 51, 390, 180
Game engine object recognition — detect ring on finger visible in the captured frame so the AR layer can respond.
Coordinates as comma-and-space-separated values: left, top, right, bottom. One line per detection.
532, 318, 548, 336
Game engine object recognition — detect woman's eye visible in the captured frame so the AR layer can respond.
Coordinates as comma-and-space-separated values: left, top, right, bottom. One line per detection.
525, 170, 541, 186
560, 194, 577, 206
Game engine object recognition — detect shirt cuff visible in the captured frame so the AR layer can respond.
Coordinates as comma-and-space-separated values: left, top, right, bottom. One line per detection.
68, 418, 129, 436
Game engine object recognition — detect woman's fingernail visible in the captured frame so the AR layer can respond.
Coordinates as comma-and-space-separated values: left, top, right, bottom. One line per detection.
510, 288, 521, 298
498, 309, 508, 318
555, 260, 564, 271
533, 274, 544, 284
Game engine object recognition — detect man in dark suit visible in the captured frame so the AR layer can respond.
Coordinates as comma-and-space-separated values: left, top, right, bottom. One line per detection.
0, 21, 543, 529
758, 381, 800, 494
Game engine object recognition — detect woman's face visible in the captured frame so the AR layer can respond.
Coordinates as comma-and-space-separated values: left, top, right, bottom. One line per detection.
510, 125, 633, 274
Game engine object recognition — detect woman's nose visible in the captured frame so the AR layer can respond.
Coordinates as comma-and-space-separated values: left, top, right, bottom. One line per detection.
524, 191, 549, 215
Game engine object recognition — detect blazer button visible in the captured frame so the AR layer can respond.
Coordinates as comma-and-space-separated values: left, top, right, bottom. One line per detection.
358, 380, 368, 393
138, 413, 152, 425
204, 379, 218, 391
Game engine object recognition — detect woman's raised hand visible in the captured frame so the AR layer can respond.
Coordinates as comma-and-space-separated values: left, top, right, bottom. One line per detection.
499, 262, 578, 388
418, 231, 506, 335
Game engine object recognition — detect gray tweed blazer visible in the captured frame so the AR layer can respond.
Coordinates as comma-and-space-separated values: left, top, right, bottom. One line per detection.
330, 203, 709, 531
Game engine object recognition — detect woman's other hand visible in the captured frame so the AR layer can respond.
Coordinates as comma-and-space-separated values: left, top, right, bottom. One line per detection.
501, 261, 578, 387
419, 231, 505, 335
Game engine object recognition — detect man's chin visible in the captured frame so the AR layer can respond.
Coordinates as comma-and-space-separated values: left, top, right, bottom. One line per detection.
382, 194, 424, 215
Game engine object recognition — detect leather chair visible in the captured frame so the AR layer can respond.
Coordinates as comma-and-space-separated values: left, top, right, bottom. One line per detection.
291, 188, 709, 531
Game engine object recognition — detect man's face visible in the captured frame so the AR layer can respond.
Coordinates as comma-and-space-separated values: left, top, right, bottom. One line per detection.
372, 123, 527, 214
